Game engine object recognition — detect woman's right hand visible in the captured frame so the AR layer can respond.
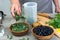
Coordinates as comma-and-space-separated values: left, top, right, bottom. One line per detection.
10, 0, 21, 17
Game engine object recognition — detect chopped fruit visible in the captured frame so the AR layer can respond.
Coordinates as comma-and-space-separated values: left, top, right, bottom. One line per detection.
32, 22, 40, 27
55, 28, 60, 33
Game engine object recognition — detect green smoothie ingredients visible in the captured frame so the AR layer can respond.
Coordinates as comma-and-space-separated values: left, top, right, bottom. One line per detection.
19, 38, 29, 40
7, 35, 13, 40
7, 35, 29, 40
15, 13, 25, 21
47, 14, 60, 29
33, 25, 53, 36
11, 23, 28, 32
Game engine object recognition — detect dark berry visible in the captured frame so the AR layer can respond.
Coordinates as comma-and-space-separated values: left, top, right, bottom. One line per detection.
33, 25, 53, 36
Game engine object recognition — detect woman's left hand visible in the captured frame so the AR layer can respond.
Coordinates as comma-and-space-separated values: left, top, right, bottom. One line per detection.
55, 7, 60, 13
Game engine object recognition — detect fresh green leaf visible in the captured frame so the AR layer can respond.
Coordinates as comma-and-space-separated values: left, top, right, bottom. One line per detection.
11, 23, 28, 32
20, 16, 25, 19
19, 38, 25, 40
14, 12, 25, 21
7, 35, 9, 39
9, 36, 13, 39
27, 38, 29, 40
47, 13, 60, 29
7, 35, 13, 40
15, 15, 20, 21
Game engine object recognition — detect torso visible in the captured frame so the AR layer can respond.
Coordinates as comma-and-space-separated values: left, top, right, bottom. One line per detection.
20, 0, 53, 13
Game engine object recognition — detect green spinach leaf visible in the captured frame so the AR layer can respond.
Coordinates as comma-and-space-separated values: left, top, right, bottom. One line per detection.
15, 12, 25, 21
47, 13, 60, 29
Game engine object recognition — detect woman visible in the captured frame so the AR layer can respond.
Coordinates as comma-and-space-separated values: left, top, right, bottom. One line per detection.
10, 0, 60, 17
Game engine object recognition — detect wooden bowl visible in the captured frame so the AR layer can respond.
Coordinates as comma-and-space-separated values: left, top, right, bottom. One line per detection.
32, 26, 54, 40
9, 22, 30, 36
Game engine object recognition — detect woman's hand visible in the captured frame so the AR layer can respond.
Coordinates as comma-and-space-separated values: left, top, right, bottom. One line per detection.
55, 7, 60, 13
10, 0, 21, 17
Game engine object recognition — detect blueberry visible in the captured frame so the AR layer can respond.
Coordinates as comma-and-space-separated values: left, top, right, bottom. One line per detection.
33, 25, 53, 36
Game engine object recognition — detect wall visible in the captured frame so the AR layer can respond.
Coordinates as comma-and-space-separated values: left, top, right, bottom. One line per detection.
0, 0, 11, 17
58, 0, 60, 6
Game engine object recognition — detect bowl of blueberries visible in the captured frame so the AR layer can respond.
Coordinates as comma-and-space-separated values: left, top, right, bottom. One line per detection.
32, 25, 54, 40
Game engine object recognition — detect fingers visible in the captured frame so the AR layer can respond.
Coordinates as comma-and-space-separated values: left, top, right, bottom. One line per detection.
10, 4, 21, 17
55, 7, 60, 13
15, 6, 21, 15
55, 10, 60, 13
10, 5, 15, 17
15, 5, 21, 15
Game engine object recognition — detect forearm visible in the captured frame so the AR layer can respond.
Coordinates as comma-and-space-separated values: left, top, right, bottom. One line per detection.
53, 0, 59, 7
10, 0, 20, 4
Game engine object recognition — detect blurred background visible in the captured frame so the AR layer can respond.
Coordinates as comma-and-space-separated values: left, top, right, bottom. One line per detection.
0, 0, 11, 17
0, 0, 60, 17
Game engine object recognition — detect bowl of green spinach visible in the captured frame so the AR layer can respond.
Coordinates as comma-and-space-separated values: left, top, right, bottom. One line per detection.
9, 22, 29, 36
9, 13, 30, 36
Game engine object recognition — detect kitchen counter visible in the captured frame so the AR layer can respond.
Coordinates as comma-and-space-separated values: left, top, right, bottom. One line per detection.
0, 16, 60, 40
